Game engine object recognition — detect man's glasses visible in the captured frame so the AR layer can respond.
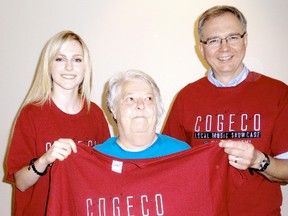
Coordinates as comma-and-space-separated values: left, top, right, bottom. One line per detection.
200, 32, 246, 48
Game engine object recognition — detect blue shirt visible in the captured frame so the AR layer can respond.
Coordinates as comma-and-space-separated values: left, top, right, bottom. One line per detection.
208, 64, 249, 87
94, 134, 191, 159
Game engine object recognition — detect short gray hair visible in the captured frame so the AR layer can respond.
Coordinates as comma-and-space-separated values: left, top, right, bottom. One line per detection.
106, 70, 164, 124
198, 5, 247, 39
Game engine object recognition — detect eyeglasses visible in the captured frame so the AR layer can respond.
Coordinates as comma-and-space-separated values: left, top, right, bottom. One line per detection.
200, 32, 246, 48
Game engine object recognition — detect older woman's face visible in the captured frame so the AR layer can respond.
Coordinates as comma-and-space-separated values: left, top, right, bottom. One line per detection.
113, 78, 157, 136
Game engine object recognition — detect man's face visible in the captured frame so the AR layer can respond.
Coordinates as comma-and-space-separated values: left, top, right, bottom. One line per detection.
199, 12, 248, 78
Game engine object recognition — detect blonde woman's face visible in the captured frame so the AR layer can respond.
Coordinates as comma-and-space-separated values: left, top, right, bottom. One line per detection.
50, 40, 85, 94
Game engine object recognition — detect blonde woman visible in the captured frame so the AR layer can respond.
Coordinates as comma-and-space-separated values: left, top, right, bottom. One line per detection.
6, 30, 110, 216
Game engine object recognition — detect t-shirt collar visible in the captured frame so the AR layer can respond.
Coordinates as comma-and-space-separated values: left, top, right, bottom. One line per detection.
208, 64, 249, 87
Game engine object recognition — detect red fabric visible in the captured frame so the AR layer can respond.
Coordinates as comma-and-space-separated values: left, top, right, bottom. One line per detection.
163, 72, 288, 215
47, 144, 246, 216
5, 101, 110, 216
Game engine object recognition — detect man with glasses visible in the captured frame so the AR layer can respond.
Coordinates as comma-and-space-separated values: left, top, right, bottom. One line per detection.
163, 5, 288, 215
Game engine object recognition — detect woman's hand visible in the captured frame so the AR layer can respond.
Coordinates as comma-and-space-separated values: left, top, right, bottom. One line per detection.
39, 138, 77, 165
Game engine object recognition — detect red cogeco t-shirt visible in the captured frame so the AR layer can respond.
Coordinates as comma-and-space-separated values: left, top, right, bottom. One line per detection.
47, 143, 246, 216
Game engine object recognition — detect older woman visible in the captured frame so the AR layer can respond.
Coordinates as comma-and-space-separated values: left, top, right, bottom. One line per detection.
94, 70, 190, 158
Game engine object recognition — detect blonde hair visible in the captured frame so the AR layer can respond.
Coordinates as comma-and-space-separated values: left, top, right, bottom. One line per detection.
22, 30, 92, 110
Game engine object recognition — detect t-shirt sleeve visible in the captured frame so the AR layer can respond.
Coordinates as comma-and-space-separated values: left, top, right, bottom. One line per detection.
270, 88, 288, 155
162, 91, 189, 143
91, 103, 111, 144
6, 106, 38, 182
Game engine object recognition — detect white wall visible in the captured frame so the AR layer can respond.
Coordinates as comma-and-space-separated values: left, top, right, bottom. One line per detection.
1, 0, 287, 215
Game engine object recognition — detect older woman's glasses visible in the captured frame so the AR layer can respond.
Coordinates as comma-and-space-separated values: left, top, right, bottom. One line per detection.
200, 32, 246, 48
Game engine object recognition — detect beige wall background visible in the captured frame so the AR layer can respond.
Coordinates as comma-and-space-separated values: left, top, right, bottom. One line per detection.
1, 0, 287, 215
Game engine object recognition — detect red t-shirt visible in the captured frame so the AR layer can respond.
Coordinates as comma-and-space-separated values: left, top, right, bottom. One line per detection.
163, 72, 288, 215
6, 100, 110, 216
47, 144, 246, 216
